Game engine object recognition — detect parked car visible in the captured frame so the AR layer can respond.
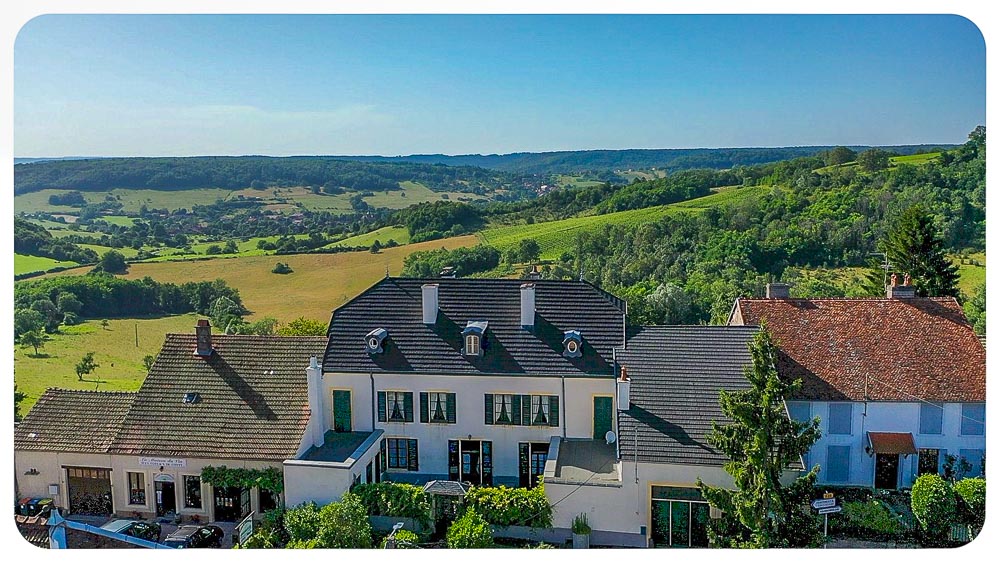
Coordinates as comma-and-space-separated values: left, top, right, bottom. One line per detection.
100, 519, 162, 542
162, 525, 225, 548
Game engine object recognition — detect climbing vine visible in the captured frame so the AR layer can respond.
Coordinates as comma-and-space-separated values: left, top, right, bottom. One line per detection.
201, 466, 284, 493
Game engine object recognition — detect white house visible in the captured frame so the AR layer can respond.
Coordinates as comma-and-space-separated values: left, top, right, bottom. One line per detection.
729, 282, 986, 489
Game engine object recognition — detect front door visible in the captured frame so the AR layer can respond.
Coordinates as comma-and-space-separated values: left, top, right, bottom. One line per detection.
461, 441, 481, 485
875, 454, 900, 489
155, 480, 176, 517
213, 486, 249, 522
333, 390, 352, 432
519, 443, 549, 488
593, 396, 613, 439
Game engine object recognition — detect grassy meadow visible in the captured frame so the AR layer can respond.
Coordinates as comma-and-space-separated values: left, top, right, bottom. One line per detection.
14, 254, 79, 276
324, 225, 411, 249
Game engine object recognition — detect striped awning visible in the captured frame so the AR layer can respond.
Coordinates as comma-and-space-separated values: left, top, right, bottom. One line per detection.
867, 432, 917, 455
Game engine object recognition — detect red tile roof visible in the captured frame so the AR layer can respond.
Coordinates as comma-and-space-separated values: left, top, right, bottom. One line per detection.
867, 432, 917, 455
731, 297, 985, 402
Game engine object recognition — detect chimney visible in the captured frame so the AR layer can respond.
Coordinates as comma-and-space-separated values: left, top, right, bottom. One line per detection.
306, 357, 325, 448
886, 283, 917, 299
617, 366, 631, 411
422, 283, 439, 324
194, 319, 213, 357
766, 283, 791, 299
520, 283, 536, 329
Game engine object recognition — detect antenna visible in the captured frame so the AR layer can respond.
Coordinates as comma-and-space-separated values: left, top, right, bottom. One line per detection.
868, 251, 891, 288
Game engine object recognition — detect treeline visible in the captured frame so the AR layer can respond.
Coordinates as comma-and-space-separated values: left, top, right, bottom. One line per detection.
392, 201, 484, 242
14, 274, 246, 320
13, 156, 529, 196
14, 217, 99, 264
401, 245, 501, 278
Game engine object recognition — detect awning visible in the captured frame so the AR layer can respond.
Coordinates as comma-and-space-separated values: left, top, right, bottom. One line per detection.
867, 432, 917, 455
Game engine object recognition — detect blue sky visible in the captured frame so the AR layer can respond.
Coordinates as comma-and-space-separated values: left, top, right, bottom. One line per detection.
13, 14, 985, 157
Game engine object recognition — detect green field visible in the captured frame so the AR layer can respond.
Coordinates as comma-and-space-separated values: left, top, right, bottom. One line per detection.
956, 252, 986, 295
14, 315, 201, 413
815, 152, 941, 175
13, 188, 233, 214
98, 215, 137, 227
789, 252, 984, 299
14, 254, 80, 276
553, 175, 605, 189
480, 185, 769, 260
324, 226, 411, 249
77, 243, 141, 259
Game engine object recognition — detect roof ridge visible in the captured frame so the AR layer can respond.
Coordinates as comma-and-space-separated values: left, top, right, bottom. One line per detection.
41, 387, 138, 395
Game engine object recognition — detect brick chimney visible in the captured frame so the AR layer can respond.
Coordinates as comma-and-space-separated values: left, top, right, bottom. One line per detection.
194, 319, 213, 357
886, 273, 917, 299
766, 283, 791, 299
617, 366, 631, 411
520, 283, 536, 329
422, 283, 439, 324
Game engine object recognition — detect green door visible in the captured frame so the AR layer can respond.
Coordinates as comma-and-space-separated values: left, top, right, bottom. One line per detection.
593, 396, 612, 439
333, 390, 352, 432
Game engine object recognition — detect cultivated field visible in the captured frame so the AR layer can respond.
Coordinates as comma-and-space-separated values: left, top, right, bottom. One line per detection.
479, 185, 769, 260
815, 152, 941, 174
323, 225, 411, 249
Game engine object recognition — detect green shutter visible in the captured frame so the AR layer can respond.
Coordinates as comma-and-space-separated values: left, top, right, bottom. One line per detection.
446, 393, 457, 424
593, 396, 612, 438
377, 391, 386, 422
419, 392, 429, 423
403, 392, 414, 422
485, 394, 494, 425
512, 395, 522, 426
333, 390, 352, 432
407, 439, 419, 471
549, 395, 560, 427
518, 443, 530, 487
522, 395, 532, 426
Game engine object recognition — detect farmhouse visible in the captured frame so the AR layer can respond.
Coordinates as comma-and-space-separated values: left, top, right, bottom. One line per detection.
728, 282, 986, 489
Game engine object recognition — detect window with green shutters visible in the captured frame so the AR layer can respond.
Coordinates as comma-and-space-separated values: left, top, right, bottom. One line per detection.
485, 394, 558, 426
333, 390, 352, 432
386, 438, 419, 471
420, 392, 456, 424
377, 391, 413, 423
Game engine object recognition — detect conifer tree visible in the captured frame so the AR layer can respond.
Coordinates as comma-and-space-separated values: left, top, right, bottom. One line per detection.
697, 323, 822, 548
882, 205, 960, 297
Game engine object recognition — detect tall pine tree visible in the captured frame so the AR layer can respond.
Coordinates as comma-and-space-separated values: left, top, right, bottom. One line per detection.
882, 205, 960, 297
697, 323, 822, 548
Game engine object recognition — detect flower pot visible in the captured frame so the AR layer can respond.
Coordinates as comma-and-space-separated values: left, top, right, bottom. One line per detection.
572, 532, 590, 549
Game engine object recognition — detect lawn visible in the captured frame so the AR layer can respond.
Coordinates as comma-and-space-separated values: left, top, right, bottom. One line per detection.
14, 254, 79, 276
14, 314, 201, 414
553, 175, 604, 189
324, 225, 411, 249
479, 185, 768, 260
955, 252, 986, 296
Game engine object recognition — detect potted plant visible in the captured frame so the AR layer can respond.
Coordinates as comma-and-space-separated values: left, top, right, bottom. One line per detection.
571, 513, 591, 549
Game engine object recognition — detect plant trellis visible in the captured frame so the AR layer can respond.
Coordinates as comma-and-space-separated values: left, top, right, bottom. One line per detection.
200, 466, 284, 493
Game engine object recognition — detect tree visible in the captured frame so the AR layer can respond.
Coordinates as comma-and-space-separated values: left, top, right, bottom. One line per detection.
963, 284, 985, 334
277, 317, 328, 336
205, 244, 222, 255
95, 250, 128, 274
447, 508, 494, 548
56, 292, 84, 315
517, 238, 541, 263
271, 262, 293, 274
369, 240, 382, 254
209, 296, 245, 331
143, 355, 156, 372
314, 493, 372, 548
100, 319, 110, 330
15, 385, 27, 422
856, 148, 891, 172
224, 240, 239, 254
30, 299, 63, 333
14, 308, 45, 340
19, 330, 49, 357
881, 205, 960, 297
824, 146, 857, 166
697, 323, 823, 548
75, 352, 100, 381
911, 473, 957, 546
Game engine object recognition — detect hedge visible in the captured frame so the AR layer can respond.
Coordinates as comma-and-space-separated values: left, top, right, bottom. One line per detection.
351, 482, 432, 527
465, 484, 552, 528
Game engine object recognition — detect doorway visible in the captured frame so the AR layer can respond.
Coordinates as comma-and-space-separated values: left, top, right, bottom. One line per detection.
448, 440, 493, 485
66, 467, 113, 516
518, 443, 549, 488
333, 390, 352, 432
213, 486, 250, 522
593, 396, 613, 439
154, 475, 177, 517
874, 453, 900, 489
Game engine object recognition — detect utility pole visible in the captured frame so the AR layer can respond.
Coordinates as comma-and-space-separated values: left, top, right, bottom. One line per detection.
135, 323, 139, 347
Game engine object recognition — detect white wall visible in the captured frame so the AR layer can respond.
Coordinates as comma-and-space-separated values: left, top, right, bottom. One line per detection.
790, 400, 986, 488
283, 433, 383, 507
320, 371, 615, 482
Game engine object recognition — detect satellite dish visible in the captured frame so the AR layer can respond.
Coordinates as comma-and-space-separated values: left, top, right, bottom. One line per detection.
605, 431, 617, 444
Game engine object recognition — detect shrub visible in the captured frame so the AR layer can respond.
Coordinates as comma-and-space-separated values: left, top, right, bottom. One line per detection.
380, 529, 420, 548
283, 502, 321, 542
465, 484, 552, 528
352, 482, 432, 528
571, 513, 591, 535
954, 477, 986, 537
271, 262, 293, 274
911, 473, 957, 546
839, 500, 904, 538
447, 508, 494, 548
315, 493, 372, 548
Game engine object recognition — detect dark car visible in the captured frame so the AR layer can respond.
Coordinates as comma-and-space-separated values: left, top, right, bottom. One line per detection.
100, 519, 162, 542
162, 525, 225, 548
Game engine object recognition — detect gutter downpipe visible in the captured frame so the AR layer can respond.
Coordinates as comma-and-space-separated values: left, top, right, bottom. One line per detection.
370, 372, 376, 429
561, 374, 567, 438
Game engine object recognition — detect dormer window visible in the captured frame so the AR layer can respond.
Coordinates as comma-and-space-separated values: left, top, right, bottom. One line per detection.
462, 320, 488, 357
563, 330, 583, 358
365, 328, 388, 354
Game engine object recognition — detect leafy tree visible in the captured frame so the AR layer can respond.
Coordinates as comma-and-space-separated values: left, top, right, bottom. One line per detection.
314, 493, 372, 548
697, 324, 823, 548
954, 477, 985, 539
224, 240, 239, 254
235, 317, 279, 336
963, 284, 985, 334
447, 508, 494, 548
911, 473, 957, 546
56, 292, 84, 315
517, 238, 541, 263
277, 317, 328, 336
209, 296, 245, 331
14, 308, 45, 340
205, 244, 222, 255
272, 262, 293, 274
100, 319, 110, 330
95, 250, 128, 274
881, 205, 960, 297
30, 299, 63, 333
143, 355, 156, 372
75, 352, 100, 381
824, 146, 857, 166
381, 529, 419, 548
370, 240, 382, 254
19, 329, 49, 357
15, 385, 27, 422
856, 148, 891, 172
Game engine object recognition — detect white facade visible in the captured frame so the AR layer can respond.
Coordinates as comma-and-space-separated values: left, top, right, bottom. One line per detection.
790, 400, 986, 488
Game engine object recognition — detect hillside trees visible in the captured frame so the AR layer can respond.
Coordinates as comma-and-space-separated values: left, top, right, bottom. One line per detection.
14, 217, 99, 264
393, 201, 485, 242
823, 146, 857, 166
881, 205, 960, 297
857, 148, 892, 172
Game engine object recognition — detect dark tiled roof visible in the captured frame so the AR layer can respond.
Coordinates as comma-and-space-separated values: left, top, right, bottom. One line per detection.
111, 334, 328, 461
617, 326, 758, 467
300, 431, 373, 463
14, 389, 136, 453
732, 297, 986, 402
324, 278, 626, 376
423, 480, 470, 496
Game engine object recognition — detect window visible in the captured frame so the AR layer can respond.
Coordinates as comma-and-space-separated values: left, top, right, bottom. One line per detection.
183, 475, 202, 509
786, 402, 810, 422
961, 403, 985, 435
531, 395, 550, 425
918, 449, 940, 476
259, 489, 278, 512
493, 394, 513, 424
828, 403, 852, 435
386, 438, 419, 471
127, 472, 146, 505
958, 449, 985, 478
420, 392, 456, 424
519, 443, 550, 488
919, 402, 943, 435
465, 334, 480, 356
377, 391, 413, 423
826, 446, 851, 482
485, 394, 559, 426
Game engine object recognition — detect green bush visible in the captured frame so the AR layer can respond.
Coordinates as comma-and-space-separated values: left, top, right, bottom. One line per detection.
447, 508, 494, 549
283, 502, 321, 542
840, 500, 904, 537
954, 477, 986, 537
465, 484, 552, 528
380, 529, 420, 548
351, 482, 432, 527
315, 493, 373, 548
911, 473, 957, 546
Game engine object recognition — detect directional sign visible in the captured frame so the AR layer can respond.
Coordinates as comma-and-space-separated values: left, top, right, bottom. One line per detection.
823, 492, 834, 499
811, 498, 837, 509
817, 506, 842, 515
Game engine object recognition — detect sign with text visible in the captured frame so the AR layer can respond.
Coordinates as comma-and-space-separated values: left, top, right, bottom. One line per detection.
818, 506, 843, 515
237, 512, 255, 545
811, 498, 837, 510
138, 457, 186, 468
